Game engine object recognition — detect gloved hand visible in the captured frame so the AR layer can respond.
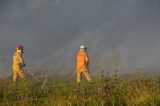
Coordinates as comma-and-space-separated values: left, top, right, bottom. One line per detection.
22, 64, 26, 67
86, 62, 89, 67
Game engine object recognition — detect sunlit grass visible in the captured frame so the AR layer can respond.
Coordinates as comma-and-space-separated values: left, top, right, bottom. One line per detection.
0, 72, 160, 106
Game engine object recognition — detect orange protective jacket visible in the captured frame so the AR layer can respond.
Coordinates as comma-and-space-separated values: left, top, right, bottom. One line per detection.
76, 49, 89, 72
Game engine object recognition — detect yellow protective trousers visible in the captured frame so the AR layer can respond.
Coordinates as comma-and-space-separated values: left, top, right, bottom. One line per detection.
77, 71, 92, 83
13, 69, 25, 82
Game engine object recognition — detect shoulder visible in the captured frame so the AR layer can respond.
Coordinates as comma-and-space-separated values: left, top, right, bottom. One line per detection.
14, 52, 21, 57
77, 51, 87, 56
13, 52, 17, 56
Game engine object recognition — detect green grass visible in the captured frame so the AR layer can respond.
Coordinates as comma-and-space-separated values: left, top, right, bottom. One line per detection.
0, 73, 160, 106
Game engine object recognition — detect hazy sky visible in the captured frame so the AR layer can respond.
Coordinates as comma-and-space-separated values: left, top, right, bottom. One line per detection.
0, 0, 160, 73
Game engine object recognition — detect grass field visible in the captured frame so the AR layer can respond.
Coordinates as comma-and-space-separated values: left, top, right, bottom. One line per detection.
0, 71, 160, 106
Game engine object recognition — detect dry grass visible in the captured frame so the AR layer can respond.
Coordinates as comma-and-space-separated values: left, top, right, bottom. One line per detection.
0, 70, 159, 106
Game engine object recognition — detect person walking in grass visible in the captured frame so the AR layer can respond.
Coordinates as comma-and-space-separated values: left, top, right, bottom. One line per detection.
76, 45, 92, 83
13, 45, 26, 82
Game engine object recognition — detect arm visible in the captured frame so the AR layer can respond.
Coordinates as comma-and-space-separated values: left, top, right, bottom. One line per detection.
85, 53, 89, 65
18, 54, 25, 67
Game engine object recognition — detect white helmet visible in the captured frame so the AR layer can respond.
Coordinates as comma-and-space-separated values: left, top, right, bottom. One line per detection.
80, 45, 86, 49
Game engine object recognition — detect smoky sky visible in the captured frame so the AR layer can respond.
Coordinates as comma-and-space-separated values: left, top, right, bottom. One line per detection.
0, 0, 160, 74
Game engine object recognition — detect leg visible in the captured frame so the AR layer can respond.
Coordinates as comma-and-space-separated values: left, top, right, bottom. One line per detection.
83, 71, 92, 82
18, 69, 25, 79
77, 72, 81, 83
13, 71, 17, 82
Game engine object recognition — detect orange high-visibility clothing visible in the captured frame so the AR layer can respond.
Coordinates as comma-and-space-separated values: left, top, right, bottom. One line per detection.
13, 51, 25, 81
76, 49, 89, 72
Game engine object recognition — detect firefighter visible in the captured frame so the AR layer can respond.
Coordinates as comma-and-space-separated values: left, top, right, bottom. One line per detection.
76, 45, 92, 83
13, 45, 25, 82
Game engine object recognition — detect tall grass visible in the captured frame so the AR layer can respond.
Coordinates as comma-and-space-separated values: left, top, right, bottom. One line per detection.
0, 70, 160, 106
